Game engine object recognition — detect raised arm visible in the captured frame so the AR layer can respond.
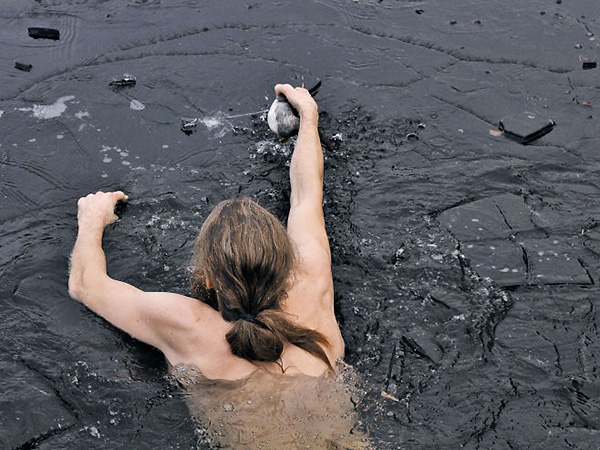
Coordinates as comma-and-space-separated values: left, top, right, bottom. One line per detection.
68, 191, 208, 365
275, 85, 342, 357
274, 84, 329, 259
275, 85, 324, 215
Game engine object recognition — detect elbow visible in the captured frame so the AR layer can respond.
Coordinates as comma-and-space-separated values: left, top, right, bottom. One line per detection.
68, 267, 90, 302
289, 188, 323, 210
68, 275, 83, 301
68, 269, 110, 304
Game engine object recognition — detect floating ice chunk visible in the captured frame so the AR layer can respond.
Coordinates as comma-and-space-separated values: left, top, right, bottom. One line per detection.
130, 99, 145, 110
181, 117, 199, 132
28, 27, 60, 40
498, 113, 554, 145
109, 74, 136, 87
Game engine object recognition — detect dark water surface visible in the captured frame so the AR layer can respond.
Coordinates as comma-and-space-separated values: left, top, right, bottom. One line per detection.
2, 0, 600, 448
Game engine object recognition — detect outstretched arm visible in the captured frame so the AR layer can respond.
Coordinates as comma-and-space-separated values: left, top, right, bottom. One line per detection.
275, 84, 325, 219
275, 84, 330, 274
274, 84, 328, 256
275, 85, 342, 357
68, 191, 205, 364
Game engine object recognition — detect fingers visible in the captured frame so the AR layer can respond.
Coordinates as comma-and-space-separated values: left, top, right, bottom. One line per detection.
111, 191, 129, 201
274, 83, 309, 97
274, 83, 292, 96
274, 83, 318, 121
77, 190, 129, 205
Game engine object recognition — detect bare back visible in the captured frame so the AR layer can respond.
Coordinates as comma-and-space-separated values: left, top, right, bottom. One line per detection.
173, 360, 372, 450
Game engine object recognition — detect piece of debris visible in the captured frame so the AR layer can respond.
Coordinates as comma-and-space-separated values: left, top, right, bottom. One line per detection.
381, 391, 400, 402
15, 61, 32, 72
181, 117, 199, 134
109, 74, 137, 87
489, 129, 502, 137
498, 113, 555, 145
28, 27, 60, 40
583, 61, 597, 70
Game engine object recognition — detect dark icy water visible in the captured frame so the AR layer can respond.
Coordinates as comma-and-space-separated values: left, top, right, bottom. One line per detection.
2, 0, 600, 448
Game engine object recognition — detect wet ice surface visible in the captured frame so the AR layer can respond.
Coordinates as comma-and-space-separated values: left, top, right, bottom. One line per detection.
1, 0, 600, 448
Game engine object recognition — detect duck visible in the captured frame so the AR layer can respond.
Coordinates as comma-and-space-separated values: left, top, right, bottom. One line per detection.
267, 80, 321, 139
267, 94, 300, 139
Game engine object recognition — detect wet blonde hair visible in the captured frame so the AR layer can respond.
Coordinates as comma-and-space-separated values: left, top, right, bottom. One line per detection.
191, 198, 331, 369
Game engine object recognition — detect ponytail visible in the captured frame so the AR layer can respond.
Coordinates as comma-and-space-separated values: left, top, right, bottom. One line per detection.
226, 309, 333, 370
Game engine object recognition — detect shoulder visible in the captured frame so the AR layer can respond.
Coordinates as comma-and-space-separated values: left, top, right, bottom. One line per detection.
283, 273, 344, 362
151, 293, 228, 364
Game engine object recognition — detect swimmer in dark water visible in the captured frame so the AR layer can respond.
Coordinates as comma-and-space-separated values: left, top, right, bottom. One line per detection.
69, 84, 371, 449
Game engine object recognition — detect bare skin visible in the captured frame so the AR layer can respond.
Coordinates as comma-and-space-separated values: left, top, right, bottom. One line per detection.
68, 84, 344, 381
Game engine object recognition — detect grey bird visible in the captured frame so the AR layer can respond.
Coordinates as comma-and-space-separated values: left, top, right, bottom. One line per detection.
267, 80, 321, 139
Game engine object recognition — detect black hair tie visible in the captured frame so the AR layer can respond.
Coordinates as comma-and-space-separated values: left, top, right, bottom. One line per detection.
239, 313, 257, 324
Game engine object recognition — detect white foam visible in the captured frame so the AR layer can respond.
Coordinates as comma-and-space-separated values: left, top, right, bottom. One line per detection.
201, 113, 232, 138
18, 95, 75, 119
202, 116, 224, 129
129, 99, 145, 110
